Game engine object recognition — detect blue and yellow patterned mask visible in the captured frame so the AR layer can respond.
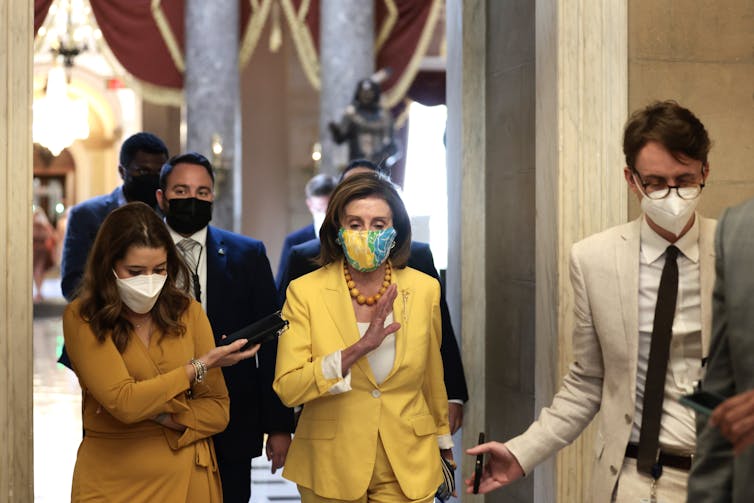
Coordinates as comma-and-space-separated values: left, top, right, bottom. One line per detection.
338, 227, 397, 272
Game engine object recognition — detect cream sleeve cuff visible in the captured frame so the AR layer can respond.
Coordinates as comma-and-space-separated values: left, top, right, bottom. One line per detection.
437, 434, 454, 450
321, 350, 352, 394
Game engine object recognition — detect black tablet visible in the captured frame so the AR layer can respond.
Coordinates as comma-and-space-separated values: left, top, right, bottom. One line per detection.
217, 311, 289, 352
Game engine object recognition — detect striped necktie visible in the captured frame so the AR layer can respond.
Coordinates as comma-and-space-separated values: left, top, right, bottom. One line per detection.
177, 238, 202, 301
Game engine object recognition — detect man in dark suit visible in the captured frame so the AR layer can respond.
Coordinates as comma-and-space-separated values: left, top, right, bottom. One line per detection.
275, 173, 337, 290
157, 152, 294, 502
60, 132, 169, 301
277, 160, 469, 432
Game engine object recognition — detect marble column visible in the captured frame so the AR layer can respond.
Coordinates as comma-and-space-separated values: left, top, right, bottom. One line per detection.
318, 0, 374, 175
0, 0, 33, 500
536, 1, 627, 500
445, 0, 487, 501
185, 0, 241, 232
447, 0, 626, 501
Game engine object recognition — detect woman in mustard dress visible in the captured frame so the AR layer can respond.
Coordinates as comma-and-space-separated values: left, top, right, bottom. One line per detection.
63, 202, 258, 502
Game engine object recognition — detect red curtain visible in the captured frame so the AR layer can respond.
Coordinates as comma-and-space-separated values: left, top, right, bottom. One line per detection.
375, 0, 435, 96
285, 0, 440, 104
36, 0, 441, 104
89, 1, 185, 89
89, 1, 256, 91
34, 0, 54, 36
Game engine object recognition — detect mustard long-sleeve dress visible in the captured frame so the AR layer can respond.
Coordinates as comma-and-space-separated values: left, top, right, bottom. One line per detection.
63, 299, 229, 502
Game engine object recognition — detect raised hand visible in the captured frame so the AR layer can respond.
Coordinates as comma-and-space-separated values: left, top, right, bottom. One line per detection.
360, 283, 401, 351
464, 441, 525, 494
340, 284, 400, 375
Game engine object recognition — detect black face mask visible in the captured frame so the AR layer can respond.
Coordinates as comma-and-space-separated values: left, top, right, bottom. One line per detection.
165, 197, 213, 235
122, 174, 160, 208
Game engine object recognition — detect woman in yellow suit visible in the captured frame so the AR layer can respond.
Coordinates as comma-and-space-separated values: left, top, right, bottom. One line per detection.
274, 172, 454, 502
63, 202, 258, 502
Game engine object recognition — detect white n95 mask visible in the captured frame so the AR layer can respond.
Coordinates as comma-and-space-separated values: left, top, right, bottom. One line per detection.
641, 190, 699, 236
113, 271, 167, 314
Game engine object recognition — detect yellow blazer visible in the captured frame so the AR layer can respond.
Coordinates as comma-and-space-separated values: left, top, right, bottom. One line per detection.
274, 262, 450, 500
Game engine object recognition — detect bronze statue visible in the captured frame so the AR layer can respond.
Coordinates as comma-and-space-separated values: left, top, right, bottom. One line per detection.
328, 71, 400, 169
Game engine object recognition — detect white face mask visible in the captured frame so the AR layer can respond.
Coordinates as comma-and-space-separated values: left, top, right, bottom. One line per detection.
113, 271, 167, 314
640, 189, 699, 236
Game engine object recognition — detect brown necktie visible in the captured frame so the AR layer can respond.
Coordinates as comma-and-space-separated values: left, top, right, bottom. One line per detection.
637, 245, 679, 476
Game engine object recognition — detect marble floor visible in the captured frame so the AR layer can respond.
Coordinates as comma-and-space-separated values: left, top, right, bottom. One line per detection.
32, 277, 300, 502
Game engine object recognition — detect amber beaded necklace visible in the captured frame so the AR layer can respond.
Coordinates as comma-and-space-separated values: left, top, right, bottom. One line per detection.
343, 261, 391, 306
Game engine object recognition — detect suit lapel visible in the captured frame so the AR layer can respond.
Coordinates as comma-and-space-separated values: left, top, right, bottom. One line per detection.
698, 217, 715, 357
205, 226, 227, 323
321, 264, 379, 386
617, 218, 641, 403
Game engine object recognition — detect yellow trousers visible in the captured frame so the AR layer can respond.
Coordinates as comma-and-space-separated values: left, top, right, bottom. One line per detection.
298, 435, 436, 503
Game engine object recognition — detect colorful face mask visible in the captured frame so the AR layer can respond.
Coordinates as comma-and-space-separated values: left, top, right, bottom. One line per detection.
338, 227, 397, 272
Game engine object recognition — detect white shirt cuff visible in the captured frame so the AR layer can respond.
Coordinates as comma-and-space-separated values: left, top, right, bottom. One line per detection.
448, 399, 464, 405
321, 350, 352, 394
437, 434, 454, 450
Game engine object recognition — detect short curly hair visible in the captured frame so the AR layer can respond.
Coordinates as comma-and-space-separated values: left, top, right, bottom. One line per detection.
623, 100, 711, 171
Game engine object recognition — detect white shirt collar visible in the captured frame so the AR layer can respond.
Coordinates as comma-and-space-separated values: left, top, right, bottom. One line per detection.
640, 213, 700, 265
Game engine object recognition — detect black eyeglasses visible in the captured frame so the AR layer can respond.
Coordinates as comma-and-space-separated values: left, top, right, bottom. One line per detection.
632, 168, 706, 201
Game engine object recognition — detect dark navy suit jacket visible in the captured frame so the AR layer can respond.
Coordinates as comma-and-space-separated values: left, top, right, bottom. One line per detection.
275, 223, 316, 291
61, 186, 125, 301
205, 226, 295, 463
277, 238, 469, 403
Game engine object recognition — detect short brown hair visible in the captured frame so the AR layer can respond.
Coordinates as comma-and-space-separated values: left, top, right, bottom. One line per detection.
623, 100, 711, 171
318, 172, 411, 268
77, 202, 192, 352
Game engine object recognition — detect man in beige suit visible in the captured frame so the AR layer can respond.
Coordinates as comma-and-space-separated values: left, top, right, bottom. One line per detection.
466, 101, 715, 503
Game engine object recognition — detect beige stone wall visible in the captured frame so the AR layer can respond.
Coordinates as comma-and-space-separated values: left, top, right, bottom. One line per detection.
628, 0, 754, 220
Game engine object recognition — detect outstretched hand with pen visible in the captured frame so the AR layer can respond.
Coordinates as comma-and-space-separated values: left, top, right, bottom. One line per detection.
465, 440, 525, 494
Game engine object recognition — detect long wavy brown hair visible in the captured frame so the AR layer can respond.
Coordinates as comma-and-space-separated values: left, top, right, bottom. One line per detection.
77, 202, 192, 352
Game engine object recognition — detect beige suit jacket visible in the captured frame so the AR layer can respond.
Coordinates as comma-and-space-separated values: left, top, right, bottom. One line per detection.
506, 215, 716, 503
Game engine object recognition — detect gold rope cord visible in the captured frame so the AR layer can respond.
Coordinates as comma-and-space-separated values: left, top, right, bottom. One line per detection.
280, 0, 321, 90
382, 0, 442, 108
151, 0, 185, 72
375, 0, 397, 53
239, 0, 274, 67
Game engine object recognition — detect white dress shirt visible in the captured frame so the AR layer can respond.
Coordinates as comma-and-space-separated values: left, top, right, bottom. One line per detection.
168, 226, 208, 312
630, 215, 703, 453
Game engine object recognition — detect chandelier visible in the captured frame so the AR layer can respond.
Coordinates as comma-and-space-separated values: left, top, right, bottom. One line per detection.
33, 0, 95, 156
